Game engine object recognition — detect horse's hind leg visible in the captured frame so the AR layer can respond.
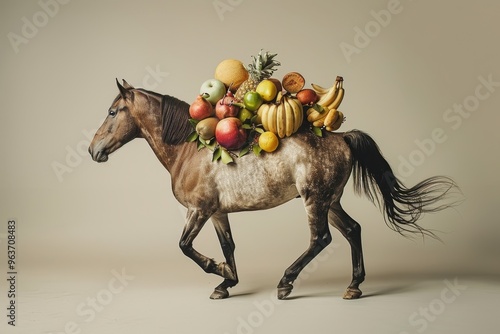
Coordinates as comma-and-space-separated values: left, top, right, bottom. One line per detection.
277, 202, 332, 299
329, 202, 365, 299
210, 212, 239, 299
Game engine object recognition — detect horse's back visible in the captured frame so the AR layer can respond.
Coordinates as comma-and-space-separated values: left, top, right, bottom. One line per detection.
287, 130, 351, 164
209, 131, 353, 212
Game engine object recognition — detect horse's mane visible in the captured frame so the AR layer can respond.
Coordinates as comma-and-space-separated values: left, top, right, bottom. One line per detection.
160, 95, 192, 145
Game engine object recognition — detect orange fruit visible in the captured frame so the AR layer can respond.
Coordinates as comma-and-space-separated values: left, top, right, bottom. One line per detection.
214, 59, 249, 91
258, 131, 279, 152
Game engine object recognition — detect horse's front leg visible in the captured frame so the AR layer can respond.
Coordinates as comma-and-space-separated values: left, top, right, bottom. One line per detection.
179, 208, 237, 291
209, 212, 239, 299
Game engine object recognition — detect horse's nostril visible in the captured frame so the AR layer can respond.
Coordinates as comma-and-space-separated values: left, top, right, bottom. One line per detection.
94, 150, 108, 162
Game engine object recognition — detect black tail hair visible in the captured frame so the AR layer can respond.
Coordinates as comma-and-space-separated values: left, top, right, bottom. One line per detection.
343, 129, 459, 239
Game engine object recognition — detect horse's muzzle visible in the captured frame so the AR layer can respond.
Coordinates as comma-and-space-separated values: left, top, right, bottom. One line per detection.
88, 146, 108, 163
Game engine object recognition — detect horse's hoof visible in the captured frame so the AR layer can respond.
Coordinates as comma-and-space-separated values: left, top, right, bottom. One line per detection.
343, 287, 362, 300
210, 288, 229, 300
277, 285, 293, 300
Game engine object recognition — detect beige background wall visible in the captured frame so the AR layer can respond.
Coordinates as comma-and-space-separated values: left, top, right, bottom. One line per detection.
1, 1, 499, 333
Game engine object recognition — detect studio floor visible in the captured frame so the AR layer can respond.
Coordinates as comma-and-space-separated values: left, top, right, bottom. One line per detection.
3, 267, 499, 334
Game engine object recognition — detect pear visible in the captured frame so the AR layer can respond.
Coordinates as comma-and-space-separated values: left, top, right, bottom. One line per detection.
196, 117, 219, 140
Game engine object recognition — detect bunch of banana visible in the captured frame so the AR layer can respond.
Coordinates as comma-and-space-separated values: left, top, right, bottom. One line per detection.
257, 95, 303, 138
313, 76, 345, 109
306, 106, 344, 130
307, 76, 346, 131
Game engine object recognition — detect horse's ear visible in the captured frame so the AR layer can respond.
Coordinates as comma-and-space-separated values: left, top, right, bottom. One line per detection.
122, 79, 134, 90
116, 78, 133, 100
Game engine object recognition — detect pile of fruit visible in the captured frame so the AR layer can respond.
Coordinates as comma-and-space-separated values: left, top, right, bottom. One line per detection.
186, 49, 346, 164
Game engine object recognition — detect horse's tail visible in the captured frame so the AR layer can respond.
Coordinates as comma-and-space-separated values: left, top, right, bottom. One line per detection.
342, 129, 458, 239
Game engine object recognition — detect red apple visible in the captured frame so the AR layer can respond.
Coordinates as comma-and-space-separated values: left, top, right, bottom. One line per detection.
296, 89, 319, 106
215, 117, 248, 150
215, 96, 241, 119
189, 94, 214, 120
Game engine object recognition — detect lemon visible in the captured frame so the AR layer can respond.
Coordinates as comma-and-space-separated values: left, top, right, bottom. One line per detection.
214, 59, 249, 91
256, 79, 278, 102
258, 131, 279, 153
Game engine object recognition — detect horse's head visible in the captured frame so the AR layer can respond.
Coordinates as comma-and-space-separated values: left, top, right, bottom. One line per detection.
89, 79, 141, 162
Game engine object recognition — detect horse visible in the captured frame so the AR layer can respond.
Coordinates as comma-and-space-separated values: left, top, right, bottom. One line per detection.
88, 79, 458, 300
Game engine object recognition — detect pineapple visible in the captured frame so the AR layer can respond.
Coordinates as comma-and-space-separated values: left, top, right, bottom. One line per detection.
234, 49, 280, 101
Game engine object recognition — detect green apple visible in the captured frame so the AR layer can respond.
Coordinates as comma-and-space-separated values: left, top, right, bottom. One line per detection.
200, 79, 226, 105
243, 91, 263, 112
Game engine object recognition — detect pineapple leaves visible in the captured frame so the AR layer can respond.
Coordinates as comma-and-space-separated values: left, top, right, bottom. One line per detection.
246, 49, 280, 81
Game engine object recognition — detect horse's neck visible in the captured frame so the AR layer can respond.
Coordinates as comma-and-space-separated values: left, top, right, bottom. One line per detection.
132, 95, 192, 173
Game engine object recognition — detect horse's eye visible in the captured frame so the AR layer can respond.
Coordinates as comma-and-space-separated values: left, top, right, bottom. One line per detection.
108, 109, 117, 117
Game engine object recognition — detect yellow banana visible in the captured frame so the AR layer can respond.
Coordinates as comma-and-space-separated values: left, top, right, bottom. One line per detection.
312, 112, 328, 127
267, 103, 278, 134
307, 107, 328, 122
284, 99, 295, 137
316, 80, 339, 107
326, 111, 344, 131
287, 97, 304, 132
306, 105, 318, 116
257, 103, 270, 129
310, 83, 330, 96
276, 103, 286, 138
276, 90, 283, 102
323, 108, 339, 128
328, 80, 344, 109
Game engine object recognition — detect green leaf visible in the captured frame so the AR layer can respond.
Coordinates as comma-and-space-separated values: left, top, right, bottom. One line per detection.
188, 118, 199, 128
220, 149, 234, 164
204, 140, 216, 151
242, 123, 253, 130
186, 131, 199, 142
312, 103, 325, 113
239, 146, 250, 157
253, 145, 262, 156
254, 127, 264, 134
312, 126, 323, 137
212, 147, 221, 162
197, 136, 215, 150
197, 141, 205, 150
250, 114, 259, 124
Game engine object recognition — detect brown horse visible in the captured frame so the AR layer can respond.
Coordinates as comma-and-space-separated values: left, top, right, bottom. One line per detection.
88, 80, 457, 300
